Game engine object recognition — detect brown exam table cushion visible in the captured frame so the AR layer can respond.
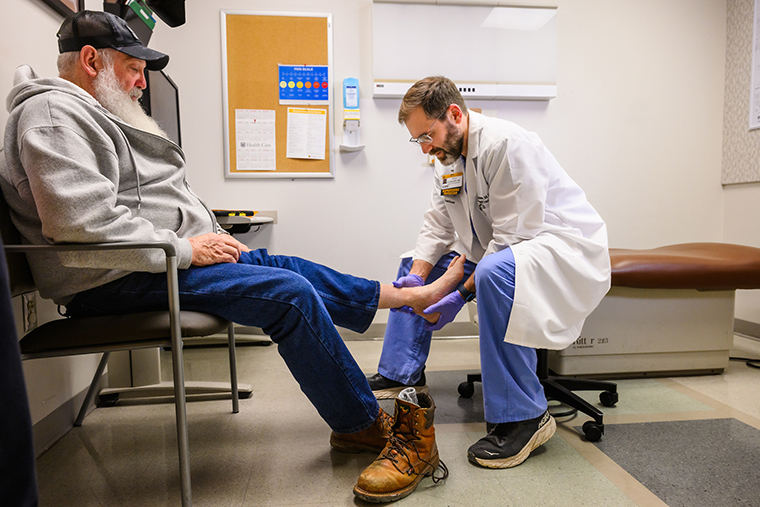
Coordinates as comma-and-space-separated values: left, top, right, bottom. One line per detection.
609, 243, 760, 291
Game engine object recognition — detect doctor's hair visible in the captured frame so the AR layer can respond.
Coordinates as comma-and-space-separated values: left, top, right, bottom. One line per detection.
398, 76, 467, 124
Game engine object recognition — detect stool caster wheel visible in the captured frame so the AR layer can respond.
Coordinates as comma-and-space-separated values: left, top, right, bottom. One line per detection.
458, 381, 475, 398
98, 393, 119, 407
600, 390, 618, 407
582, 420, 604, 442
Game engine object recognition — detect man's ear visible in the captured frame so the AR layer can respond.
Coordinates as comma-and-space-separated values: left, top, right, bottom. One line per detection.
79, 46, 100, 79
450, 104, 465, 124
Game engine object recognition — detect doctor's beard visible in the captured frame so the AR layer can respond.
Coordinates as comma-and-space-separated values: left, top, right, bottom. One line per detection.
93, 64, 167, 139
430, 122, 464, 166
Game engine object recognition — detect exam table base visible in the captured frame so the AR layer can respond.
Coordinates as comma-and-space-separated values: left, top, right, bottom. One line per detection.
549, 287, 735, 377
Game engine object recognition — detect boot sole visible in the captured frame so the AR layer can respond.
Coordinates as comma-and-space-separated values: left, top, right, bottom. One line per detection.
352, 455, 438, 503
470, 416, 556, 469
372, 384, 429, 400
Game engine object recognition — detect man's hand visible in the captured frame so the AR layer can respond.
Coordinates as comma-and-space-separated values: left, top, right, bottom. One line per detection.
188, 233, 250, 266
422, 291, 466, 331
392, 273, 425, 289
390, 273, 425, 314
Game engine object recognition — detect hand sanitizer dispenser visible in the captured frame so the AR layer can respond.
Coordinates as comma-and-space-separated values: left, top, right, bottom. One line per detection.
340, 78, 364, 152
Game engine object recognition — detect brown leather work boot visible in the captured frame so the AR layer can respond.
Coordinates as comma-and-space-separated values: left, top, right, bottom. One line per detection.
353, 389, 448, 503
330, 408, 392, 454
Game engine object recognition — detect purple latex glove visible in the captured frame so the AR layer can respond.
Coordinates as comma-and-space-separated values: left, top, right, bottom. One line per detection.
390, 273, 425, 314
423, 291, 466, 331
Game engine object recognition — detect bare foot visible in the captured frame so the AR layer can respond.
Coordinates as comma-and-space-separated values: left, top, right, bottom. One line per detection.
402, 255, 466, 323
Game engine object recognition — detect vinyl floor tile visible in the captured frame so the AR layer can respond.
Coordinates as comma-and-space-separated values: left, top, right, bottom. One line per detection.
33, 336, 760, 507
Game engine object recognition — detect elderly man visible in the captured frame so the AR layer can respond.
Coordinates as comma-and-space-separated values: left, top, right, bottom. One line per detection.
367, 76, 611, 469
0, 11, 460, 502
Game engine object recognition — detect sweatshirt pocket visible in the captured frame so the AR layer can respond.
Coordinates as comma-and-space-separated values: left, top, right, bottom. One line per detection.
175, 206, 191, 237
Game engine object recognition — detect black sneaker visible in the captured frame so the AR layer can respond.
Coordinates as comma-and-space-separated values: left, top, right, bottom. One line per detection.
366, 369, 428, 400
467, 410, 556, 469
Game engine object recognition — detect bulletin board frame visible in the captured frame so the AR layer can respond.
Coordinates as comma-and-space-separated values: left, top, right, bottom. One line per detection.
221, 10, 335, 179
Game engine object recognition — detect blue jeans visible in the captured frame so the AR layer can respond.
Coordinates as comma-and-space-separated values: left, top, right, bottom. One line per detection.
379, 249, 547, 424
66, 249, 381, 434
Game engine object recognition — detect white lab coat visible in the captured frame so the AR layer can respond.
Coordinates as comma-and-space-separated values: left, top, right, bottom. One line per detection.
413, 112, 611, 350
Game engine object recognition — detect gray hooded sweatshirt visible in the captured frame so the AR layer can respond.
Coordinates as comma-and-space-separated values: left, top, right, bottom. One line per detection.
0, 66, 218, 304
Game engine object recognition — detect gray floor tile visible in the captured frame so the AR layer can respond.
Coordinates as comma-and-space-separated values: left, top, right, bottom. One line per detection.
34, 337, 760, 507
593, 418, 760, 507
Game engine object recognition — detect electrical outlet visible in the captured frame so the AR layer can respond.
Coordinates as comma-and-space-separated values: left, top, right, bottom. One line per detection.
22, 293, 37, 333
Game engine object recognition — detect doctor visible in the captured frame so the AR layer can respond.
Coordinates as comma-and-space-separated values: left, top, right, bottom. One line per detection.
367, 76, 611, 469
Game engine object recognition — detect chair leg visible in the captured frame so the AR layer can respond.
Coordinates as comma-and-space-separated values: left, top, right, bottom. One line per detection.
170, 341, 192, 506
541, 377, 604, 425
166, 255, 192, 507
551, 376, 617, 396
228, 324, 240, 414
74, 352, 110, 427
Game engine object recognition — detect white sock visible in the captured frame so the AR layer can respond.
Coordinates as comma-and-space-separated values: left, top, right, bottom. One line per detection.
398, 387, 419, 406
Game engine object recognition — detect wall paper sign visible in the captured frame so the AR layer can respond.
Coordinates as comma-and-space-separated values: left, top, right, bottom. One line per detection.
278, 65, 329, 105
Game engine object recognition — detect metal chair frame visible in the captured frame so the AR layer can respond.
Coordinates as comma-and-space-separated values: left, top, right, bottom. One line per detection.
4, 241, 238, 507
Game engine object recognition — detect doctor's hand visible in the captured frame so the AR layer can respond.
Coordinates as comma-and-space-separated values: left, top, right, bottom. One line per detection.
390, 273, 425, 314
189, 233, 250, 266
422, 291, 466, 331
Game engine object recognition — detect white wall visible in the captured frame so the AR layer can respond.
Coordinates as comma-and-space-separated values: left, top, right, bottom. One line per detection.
148, 0, 727, 303
724, 185, 760, 322
1, 0, 730, 423
1, 0, 63, 126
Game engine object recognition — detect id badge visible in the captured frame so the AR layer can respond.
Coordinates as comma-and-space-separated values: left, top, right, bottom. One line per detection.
441, 172, 463, 196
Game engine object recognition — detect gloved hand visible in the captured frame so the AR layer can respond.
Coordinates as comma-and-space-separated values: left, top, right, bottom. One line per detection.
423, 291, 466, 331
390, 273, 424, 314
392, 273, 424, 288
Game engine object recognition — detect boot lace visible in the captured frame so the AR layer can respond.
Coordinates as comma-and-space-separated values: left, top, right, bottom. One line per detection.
379, 434, 449, 483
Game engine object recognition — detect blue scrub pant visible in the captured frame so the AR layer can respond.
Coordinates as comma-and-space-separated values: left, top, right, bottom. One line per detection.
378, 249, 547, 424
65, 249, 381, 434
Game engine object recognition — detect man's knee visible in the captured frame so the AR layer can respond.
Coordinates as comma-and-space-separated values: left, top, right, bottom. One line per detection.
271, 270, 318, 300
474, 250, 516, 291
474, 253, 500, 284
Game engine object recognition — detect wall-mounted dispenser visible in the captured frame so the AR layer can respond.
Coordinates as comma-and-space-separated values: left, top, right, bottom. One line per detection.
339, 78, 364, 152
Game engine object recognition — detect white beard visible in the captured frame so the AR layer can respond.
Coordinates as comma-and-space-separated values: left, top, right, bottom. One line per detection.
93, 65, 168, 139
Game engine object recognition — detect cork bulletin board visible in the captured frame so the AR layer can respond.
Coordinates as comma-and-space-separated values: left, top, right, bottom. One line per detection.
221, 11, 334, 178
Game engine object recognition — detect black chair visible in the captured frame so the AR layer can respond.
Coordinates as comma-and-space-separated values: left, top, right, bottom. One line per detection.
458, 349, 618, 442
0, 190, 243, 507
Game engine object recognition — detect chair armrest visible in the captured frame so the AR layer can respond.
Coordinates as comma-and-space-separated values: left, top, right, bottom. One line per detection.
3, 241, 185, 350
3, 241, 176, 258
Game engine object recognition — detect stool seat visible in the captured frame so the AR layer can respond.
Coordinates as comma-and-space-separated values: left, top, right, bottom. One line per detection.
610, 242, 760, 290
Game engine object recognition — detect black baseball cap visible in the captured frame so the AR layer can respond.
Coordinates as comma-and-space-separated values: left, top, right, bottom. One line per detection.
57, 10, 169, 71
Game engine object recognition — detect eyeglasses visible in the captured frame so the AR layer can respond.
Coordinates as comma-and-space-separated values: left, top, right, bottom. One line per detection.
409, 107, 449, 145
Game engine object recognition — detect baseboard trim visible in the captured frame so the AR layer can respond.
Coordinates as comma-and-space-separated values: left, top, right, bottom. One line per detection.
734, 319, 760, 341
32, 373, 105, 458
